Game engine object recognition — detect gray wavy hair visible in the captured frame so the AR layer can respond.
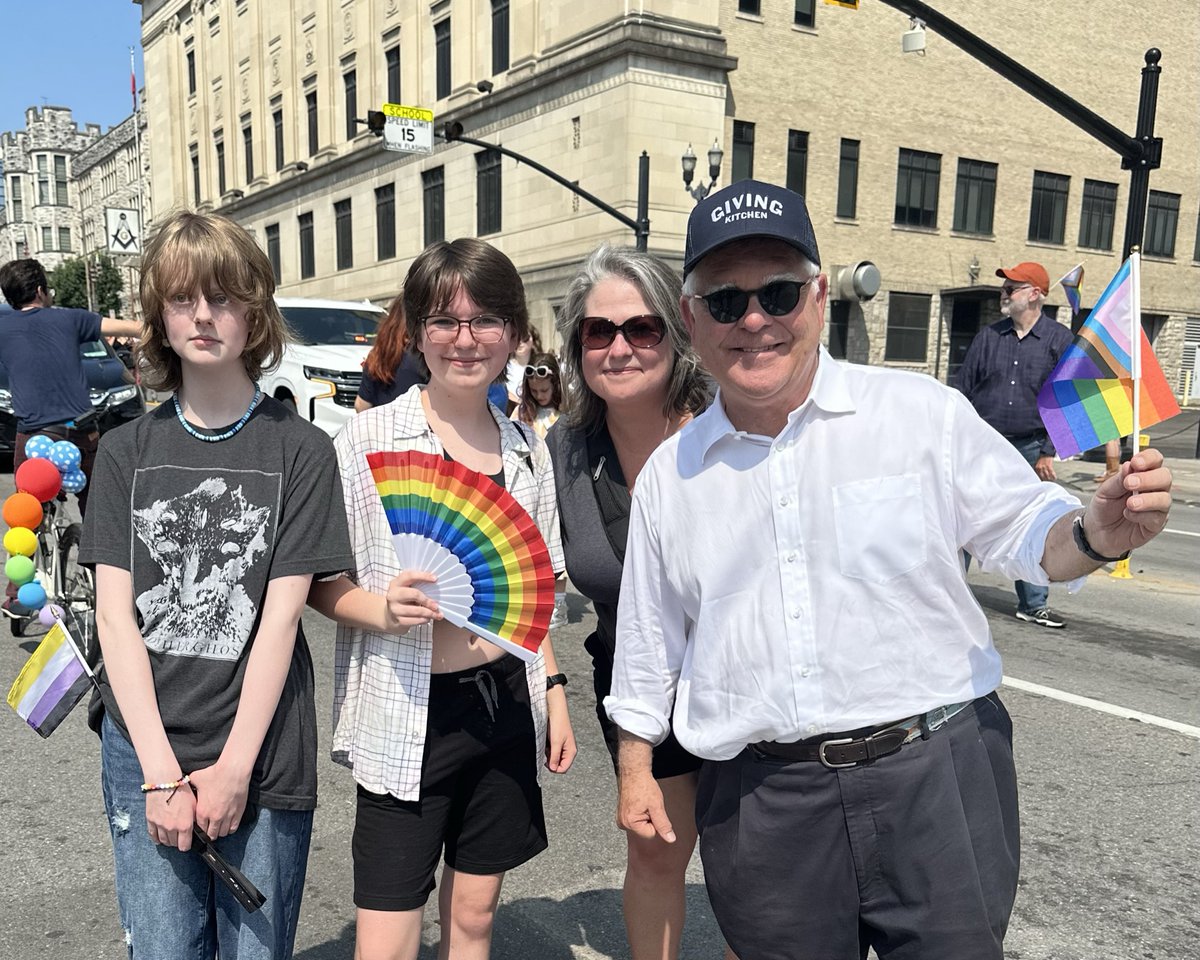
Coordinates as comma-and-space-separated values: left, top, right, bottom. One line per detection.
556, 245, 710, 433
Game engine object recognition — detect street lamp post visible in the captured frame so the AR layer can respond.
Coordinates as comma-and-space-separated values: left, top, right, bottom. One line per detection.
682, 141, 724, 202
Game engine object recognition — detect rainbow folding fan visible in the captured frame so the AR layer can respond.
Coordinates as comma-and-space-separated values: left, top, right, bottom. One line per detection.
366, 450, 556, 661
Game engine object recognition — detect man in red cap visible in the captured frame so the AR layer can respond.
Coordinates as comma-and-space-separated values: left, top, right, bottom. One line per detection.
954, 260, 1074, 628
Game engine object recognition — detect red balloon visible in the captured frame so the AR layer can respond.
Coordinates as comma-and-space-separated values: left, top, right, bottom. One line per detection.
15, 457, 63, 503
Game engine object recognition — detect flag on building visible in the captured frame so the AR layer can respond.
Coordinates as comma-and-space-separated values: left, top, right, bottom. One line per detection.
6, 619, 94, 738
1037, 255, 1180, 458
1057, 263, 1085, 317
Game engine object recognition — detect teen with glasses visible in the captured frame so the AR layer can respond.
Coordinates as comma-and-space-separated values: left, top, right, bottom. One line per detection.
547, 245, 731, 960
308, 237, 574, 960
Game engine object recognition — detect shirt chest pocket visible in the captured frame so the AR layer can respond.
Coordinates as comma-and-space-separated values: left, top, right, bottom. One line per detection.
832, 474, 927, 583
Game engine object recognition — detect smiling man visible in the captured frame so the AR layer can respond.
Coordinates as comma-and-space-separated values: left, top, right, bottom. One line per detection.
605, 181, 1174, 960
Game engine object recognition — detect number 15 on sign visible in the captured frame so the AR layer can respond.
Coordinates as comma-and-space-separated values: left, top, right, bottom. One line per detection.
381, 103, 434, 155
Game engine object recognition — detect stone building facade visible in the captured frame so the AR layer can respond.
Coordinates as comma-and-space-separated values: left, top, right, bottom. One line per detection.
134, 0, 1199, 396
0, 107, 102, 276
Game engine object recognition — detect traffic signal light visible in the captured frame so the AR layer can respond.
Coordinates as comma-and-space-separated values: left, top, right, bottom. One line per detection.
365, 110, 386, 135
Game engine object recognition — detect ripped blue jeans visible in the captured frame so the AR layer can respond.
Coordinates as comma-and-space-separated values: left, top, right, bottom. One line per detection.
100, 713, 313, 959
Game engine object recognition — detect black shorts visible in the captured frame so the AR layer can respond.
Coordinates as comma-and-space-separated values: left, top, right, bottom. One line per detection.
352, 654, 548, 912
586, 631, 703, 781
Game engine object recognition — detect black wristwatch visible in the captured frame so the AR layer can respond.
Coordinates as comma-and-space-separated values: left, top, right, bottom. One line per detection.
1072, 514, 1130, 563
546, 673, 568, 691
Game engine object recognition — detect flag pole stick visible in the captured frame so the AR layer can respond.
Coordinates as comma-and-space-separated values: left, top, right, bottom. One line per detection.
1130, 249, 1142, 451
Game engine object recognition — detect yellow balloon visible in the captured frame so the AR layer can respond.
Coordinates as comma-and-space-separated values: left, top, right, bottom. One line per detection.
3, 526, 38, 558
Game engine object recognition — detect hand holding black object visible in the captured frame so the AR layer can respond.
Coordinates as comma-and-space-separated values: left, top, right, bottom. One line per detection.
191, 826, 266, 913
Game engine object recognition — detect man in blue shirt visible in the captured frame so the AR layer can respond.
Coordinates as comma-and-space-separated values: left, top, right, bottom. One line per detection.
954, 261, 1073, 628
0, 258, 140, 615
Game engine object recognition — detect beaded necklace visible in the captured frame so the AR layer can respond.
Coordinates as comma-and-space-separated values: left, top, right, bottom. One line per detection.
173, 387, 262, 443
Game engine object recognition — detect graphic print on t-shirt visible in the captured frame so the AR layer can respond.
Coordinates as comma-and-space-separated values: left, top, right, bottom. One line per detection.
131, 466, 282, 660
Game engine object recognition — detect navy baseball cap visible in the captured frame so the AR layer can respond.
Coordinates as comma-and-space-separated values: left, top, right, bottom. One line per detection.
683, 179, 821, 277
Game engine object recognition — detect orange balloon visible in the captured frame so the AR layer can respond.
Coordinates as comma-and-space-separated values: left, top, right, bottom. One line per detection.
2, 492, 44, 530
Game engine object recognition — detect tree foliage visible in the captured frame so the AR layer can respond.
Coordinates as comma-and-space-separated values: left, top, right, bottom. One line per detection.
48, 255, 125, 315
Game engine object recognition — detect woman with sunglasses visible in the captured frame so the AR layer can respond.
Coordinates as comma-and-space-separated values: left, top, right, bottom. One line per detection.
548, 245, 732, 960
309, 238, 575, 960
512, 352, 563, 440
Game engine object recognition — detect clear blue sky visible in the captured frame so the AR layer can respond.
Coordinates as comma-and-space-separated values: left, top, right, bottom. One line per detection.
0, 1, 145, 137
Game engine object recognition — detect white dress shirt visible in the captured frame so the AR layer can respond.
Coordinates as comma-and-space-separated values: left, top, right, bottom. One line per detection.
331, 385, 564, 799
605, 349, 1082, 761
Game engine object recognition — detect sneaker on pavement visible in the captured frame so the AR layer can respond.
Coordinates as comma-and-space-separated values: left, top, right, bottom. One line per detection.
1015, 607, 1066, 628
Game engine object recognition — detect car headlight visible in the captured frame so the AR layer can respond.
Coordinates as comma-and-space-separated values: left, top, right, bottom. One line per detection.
303, 366, 339, 400
108, 385, 139, 405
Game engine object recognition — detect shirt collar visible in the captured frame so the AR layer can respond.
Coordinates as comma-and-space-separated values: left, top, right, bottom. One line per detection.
390, 384, 531, 457
1001, 311, 1053, 338
691, 346, 856, 460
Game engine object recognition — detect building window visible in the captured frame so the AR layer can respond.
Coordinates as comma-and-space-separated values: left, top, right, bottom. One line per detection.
298, 212, 315, 279
1078, 179, 1117, 251
37, 155, 49, 205
828, 301, 850, 359
1027, 170, 1070, 244
58, 227, 71, 252
375, 183, 396, 261
54, 155, 68, 206
186, 48, 196, 96
435, 19, 452, 100
386, 45, 401, 103
837, 139, 859, 219
423, 167, 445, 246
492, 0, 510, 75
335, 199, 353, 270
42, 226, 53, 251
10, 178, 22, 222
894, 148, 941, 228
476, 150, 502, 236
344, 69, 358, 141
1144, 190, 1180, 258
190, 143, 200, 205
794, 0, 815, 27
732, 121, 755, 183
885, 292, 932, 362
215, 132, 226, 195
786, 130, 808, 196
265, 223, 281, 283
15, 240, 27, 259
952, 158, 997, 235
739, 0, 761, 14
272, 101, 285, 171
242, 115, 254, 182
306, 90, 319, 156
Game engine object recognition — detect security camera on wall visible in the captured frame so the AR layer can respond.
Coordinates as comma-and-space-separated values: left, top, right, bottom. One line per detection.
902, 19, 926, 55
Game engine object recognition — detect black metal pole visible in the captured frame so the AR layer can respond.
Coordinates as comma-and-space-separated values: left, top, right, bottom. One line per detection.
635, 152, 650, 252
1121, 49, 1163, 260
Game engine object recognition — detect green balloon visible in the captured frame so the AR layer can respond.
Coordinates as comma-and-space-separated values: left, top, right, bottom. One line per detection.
5, 554, 35, 586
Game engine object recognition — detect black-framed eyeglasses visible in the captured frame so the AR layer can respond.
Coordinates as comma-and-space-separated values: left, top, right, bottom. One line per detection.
421, 314, 510, 344
524, 364, 555, 378
1000, 283, 1032, 296
580, 314, 667, 350
690, 279, 813, 325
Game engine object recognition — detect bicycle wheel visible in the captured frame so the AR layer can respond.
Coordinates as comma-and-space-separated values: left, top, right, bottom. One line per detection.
53, 523, 98, 664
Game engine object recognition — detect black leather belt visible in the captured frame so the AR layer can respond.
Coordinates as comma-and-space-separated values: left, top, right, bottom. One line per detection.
751, 701, 971, 770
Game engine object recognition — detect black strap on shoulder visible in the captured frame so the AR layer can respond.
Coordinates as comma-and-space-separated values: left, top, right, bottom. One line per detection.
585, 423, 631, 565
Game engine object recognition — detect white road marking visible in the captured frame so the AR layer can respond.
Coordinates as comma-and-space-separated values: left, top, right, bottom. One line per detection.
1163, 527, 1199, 537
1002, 676, 1200, 739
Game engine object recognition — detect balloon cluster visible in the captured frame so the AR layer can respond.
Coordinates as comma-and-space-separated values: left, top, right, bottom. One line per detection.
3, 437, 85, 621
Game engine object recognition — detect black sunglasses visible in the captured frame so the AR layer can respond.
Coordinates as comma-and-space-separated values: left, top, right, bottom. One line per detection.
580, 314, 667, 350
524, 364, 555, 378
691, 279, 812, 324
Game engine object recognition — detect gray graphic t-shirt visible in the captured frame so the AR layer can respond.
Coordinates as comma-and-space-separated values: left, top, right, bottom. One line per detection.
80, 398, 353, 810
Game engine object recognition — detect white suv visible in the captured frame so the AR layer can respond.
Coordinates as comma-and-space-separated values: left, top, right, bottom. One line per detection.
262, 297, 385, 436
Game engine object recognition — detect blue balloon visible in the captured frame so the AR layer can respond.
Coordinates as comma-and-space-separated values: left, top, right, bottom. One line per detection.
50, 441, 82, 473
17, 581, 47, 610
60, 469, 88, 494
24, 435, 55, 460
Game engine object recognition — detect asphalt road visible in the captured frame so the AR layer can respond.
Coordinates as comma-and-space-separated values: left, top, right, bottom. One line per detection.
1, 435, 1196, 960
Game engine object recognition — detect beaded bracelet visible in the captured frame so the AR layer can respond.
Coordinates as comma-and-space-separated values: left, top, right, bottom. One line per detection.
141, 774, 190, 794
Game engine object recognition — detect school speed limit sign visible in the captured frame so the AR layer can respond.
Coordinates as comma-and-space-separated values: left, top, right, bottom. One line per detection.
381, 103, 434, 155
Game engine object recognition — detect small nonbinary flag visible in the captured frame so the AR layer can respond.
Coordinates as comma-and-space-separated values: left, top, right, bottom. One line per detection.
6, 619, 93, 738
1037, 255, 1180, 458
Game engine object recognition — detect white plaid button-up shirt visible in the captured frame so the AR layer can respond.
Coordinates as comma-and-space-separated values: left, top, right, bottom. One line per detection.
330, 385, 565, 800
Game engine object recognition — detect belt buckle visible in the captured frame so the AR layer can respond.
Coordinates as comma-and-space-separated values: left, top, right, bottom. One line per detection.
818, 736, 858, 769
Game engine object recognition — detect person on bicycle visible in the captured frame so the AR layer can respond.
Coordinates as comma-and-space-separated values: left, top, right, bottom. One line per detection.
78, 211, 353, 960
0, 258, 141, 616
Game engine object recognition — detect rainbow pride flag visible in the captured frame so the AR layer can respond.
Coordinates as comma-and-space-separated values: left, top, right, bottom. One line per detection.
1058, 263, 1084, 317
1037, 255, 1180, 458
7, 620, 93, 738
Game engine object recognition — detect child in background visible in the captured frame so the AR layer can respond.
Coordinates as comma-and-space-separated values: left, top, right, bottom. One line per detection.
512, 352, 563, 440
79, 211, 353, 960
